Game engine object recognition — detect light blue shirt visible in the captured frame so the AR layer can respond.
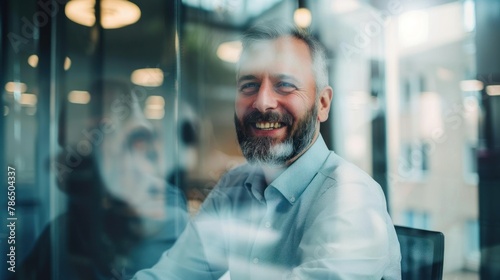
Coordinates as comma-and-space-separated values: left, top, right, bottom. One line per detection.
135, 135, 401, 279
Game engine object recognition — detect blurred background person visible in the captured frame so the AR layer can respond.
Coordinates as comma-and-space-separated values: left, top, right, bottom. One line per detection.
14, 80, 188, 280
168, 102, 245, 216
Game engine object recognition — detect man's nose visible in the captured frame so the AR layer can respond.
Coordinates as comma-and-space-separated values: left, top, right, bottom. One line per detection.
252, 80, 278, 113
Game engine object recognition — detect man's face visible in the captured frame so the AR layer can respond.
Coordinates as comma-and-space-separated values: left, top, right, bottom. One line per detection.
234, 37, 321, 166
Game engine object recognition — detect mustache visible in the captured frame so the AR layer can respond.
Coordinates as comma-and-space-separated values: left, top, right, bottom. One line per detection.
243, 110, 293, 126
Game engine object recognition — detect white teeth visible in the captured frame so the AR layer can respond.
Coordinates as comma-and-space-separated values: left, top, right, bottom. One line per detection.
256, 122, 283, 129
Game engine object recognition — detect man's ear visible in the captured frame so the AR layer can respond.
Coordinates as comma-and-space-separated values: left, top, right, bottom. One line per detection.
317, 86, 333, 122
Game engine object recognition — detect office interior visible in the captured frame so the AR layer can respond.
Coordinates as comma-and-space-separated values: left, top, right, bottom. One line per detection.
1, 0, 499, 279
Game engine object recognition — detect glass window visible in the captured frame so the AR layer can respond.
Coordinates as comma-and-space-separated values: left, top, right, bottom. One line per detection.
4, 1, 497, 279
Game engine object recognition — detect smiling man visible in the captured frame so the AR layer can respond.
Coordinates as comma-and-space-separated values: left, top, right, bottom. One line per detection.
234, 32, 329, 173
135, 23, 401, 279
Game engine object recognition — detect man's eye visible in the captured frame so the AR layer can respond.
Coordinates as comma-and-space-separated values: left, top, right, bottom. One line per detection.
276, 82, 296, 93
239, 83, 259, 94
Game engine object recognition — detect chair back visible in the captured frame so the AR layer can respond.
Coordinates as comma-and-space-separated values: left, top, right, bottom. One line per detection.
395, 225, 445, 280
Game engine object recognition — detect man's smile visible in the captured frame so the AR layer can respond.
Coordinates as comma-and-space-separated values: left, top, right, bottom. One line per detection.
248, 121, 288, 138
254, 121, 284, 130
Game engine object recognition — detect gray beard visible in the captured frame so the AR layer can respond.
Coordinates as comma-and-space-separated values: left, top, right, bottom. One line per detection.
235, 105, 317, 166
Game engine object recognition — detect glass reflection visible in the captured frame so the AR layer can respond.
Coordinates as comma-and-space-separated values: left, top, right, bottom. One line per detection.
16, 81, 188, 279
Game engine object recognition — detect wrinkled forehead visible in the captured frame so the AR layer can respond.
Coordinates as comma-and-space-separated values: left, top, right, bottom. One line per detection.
237, 36, 314, 78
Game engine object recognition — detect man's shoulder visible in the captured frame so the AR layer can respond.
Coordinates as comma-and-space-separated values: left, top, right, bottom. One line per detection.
318, 151, 381, 190
311, 151, 389, 212
214, 163, 255, 190
198, 164, 256, 211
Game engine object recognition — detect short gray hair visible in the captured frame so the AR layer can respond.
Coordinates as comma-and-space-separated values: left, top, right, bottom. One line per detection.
240, 23, 329, 94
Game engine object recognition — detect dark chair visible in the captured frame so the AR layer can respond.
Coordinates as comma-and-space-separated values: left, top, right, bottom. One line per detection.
395, 225, 445, 280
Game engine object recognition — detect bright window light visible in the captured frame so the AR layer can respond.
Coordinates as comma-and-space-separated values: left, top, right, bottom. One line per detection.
460, 80, 484, 92
398, 11, 429, 47
331, 0, 360, 14
182, 0, 281, 18
464, 0, 476, 32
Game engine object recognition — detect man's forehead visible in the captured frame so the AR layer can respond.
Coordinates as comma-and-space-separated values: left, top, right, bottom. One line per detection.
237, 36, 313, 77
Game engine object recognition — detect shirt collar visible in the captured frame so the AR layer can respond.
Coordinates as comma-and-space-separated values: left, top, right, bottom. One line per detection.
270, 134, 330, 204
243, 165, 267, 203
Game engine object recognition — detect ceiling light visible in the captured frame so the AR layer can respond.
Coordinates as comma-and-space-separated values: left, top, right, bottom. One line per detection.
65, 0, 141, 29
145, 95, 165, 110
27, 55, 70, 69
5, 82, 27, 93
68, 90, 91, 104
460, 80, 484, 92
20, 93, 37, 106
486, 85, 500, 96
131, 68, 164, 87
145, 108, 164, 120
28, 55, 38, 68
294, 8, 312, 28
64, 57, 72, 70
217, 40, 242, 63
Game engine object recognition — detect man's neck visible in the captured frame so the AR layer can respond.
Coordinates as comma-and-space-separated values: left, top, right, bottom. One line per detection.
262, 165, 286, 185
261, 131, 320, 185
283, 129, 319, 164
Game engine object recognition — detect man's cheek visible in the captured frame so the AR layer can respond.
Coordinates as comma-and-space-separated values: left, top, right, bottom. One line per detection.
235, 101, 251, 118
